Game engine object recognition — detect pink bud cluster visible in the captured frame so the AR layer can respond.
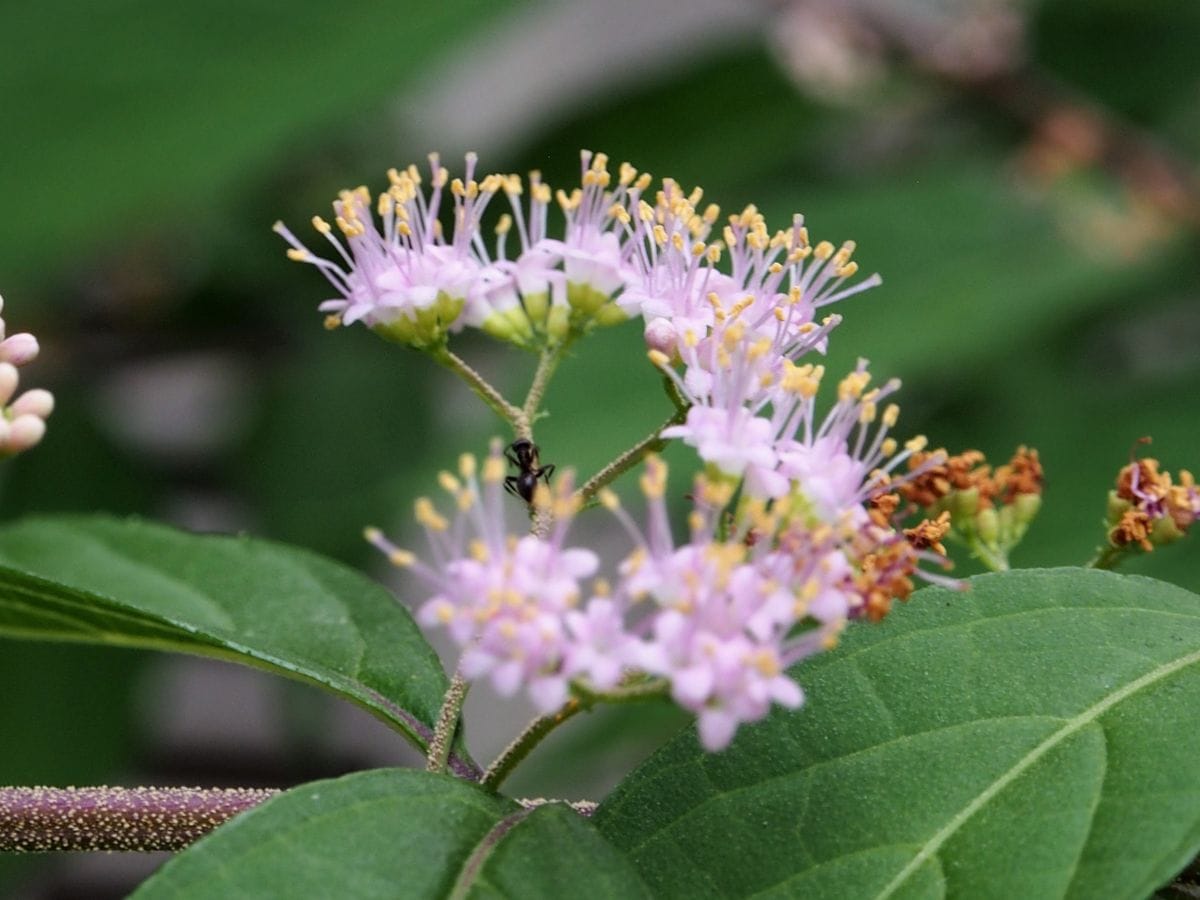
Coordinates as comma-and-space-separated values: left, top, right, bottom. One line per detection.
0, 295, 52, 457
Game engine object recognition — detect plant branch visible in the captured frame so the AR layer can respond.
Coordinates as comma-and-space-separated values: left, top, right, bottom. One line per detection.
426, 669, 470, 774
433, 348, 523, 427
0, 786, 277, 852
480, 679, 669, 792
520, 343, 570, 437
577, 407, 688, 504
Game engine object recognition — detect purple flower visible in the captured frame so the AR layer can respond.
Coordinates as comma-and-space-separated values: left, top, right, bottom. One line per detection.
275, 154, 500, 349
366, 441, 601, 712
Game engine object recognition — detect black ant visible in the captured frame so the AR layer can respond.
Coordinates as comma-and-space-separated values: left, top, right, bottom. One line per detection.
504, 438, 555, 503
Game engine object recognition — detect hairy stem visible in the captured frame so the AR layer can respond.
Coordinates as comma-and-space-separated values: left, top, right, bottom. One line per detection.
0, 786, 277, 852
433, 348, 523, 426
520, 343, 569, 435
480, 679, 669, 792
578, 407, 688, 504
426, 670, 470, 775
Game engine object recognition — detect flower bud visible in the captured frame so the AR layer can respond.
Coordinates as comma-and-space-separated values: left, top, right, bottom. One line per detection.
975, 506, 1000, 547
643, 318, 678, 358
0, 333, 38, 367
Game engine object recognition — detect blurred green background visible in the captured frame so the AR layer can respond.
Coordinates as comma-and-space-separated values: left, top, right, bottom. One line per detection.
2, 0, 1199, 894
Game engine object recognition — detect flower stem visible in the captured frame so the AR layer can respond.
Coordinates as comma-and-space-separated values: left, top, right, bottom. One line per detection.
967, 539, 1010, 573
426, 669, 470, 774
577, 407, 688, 504
432, 348, 523, 426
480, 679, 668, 792
1087, 543, 1124, 570
0, 786, 277, 852
520, 342, 570, 436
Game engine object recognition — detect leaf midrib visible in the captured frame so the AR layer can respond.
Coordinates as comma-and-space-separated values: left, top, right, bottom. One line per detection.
874, 644, 1200, 899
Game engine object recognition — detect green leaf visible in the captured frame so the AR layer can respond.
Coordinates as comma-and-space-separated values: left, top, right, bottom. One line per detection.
132, 769, 651, 899
0, 515, 470, 773
595, 568, 1200, 899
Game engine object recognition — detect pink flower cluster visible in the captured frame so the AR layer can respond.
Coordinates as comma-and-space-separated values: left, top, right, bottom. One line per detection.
342, 151, 957, 751
0, 295, 52, 457
371, 436, 952, 751
276, 151, 880, 356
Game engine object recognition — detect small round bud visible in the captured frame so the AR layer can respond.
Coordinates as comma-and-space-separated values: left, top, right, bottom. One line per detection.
0, 333, 40, 367
644, 318, 678, 357
7, 415, 45, 453
11, 388, 53, 419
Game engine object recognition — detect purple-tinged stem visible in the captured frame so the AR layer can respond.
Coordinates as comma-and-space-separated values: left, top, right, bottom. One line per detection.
0, 786, 278, 852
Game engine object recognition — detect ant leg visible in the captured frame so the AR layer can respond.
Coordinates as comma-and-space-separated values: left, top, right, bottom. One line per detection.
504, 447, 520, 468
539, 464, 556, 484
504, 476, 521, 498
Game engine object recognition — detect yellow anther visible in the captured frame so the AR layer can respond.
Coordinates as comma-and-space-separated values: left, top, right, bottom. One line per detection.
647, 349, 671, 369
859, 401, 877, 424
640, 456, 668, 499
387, 548, 415, 568
814, 240, 834, 260
687, 510, 705, 534
311, 216, 332, 235
699, 476, 735, 508
593, 577, 612, 596
598, 488, 620, 510
531, 482, 553, 510
438, 471, 461, 494
414, 497, 448, 532
768, 262, 783, 274
881, 437, 897, 456
619, 161, 638, 186
706, 244, 722, 263
324, 314, 343, 330
638, 200, 655, 222
747, 337, 772, 361
653, 224, 668, 247
397, 221, 413, 238
671, 232, 685, 252
495, 213, 513, 235
286, 248, 309, 262
483, 454, 505, 484
554, 492, 583, 521
459, 453, 477, 479
835, 261, 859, 278
905, 435, 929, 453
469, 539, 489, 562
683, 329, 699, 348
703, 203, 719, 224
838, 370, 872, 401
882, 404, 900, 428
